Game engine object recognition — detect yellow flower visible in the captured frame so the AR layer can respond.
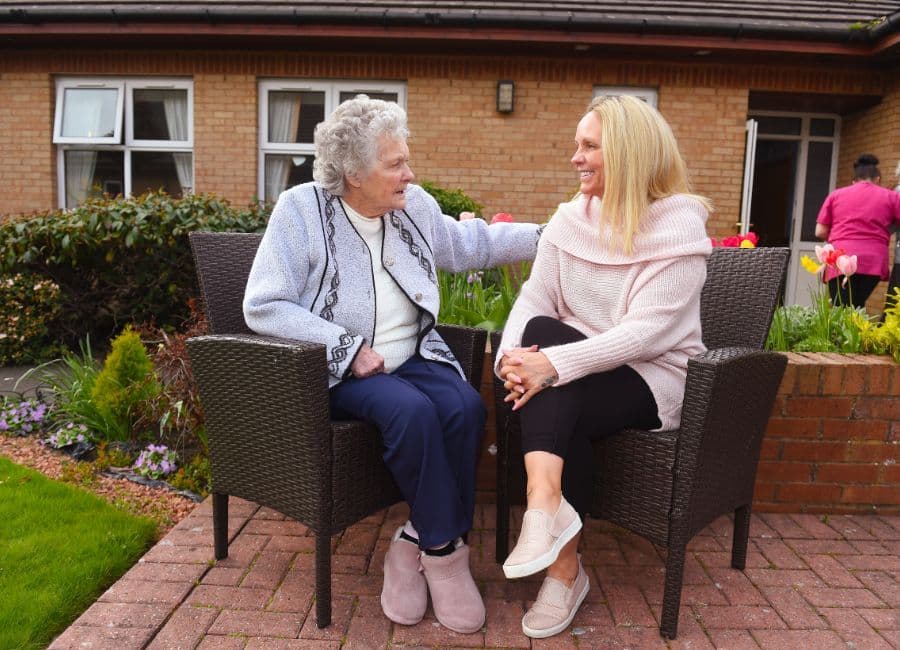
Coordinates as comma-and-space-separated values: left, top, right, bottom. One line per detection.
800, 255, 823, 275
739, 239, 756, 248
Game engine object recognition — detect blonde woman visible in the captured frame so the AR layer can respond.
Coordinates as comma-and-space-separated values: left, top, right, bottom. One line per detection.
495, 95, 713, 638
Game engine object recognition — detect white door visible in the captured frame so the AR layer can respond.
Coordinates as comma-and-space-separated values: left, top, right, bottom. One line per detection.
745, 113, 840, 305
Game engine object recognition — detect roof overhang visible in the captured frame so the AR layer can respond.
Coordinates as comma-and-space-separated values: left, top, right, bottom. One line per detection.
1, 5, 898, 65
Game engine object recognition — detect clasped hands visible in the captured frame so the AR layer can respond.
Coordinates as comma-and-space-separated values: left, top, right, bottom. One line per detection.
498, 345, 559, 411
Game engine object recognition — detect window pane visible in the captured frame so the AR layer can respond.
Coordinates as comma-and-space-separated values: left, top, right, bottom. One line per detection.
132, 151, 193, 196
64, 150, 124, 208
754, 116, 802, 136
338, 91, 399, 104
61, 88, 119, 138
133, 89, 189, 141
264, 154, 313, 202
268, 91, 325, 143
801, 141, 833, 241
810, 118, 835, 137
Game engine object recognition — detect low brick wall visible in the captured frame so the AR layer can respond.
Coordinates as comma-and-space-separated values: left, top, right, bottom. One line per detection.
757, 352, 899, 514
477, 350, 899, 513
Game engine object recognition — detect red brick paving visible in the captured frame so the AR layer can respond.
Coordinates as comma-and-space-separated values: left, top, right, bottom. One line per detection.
49, 499, 900, 649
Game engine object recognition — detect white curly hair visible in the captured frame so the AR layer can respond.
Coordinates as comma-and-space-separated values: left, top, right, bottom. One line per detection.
313, 95, 410, 195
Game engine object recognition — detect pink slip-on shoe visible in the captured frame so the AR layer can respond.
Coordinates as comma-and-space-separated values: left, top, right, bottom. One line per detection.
380, 526, 427, 625
521, 558, 590, 638
419, 541, 485, 634
503, 495, 582, 579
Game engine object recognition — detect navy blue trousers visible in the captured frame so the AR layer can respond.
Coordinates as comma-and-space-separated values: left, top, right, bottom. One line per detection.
329, 355, 485, 548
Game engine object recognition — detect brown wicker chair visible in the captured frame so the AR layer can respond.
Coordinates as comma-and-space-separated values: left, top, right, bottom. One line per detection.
185, 231, 487, 628
491, 246, 790, 639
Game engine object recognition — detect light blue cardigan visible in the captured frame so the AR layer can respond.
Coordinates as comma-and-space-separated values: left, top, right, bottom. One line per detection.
243, 182, 542, 386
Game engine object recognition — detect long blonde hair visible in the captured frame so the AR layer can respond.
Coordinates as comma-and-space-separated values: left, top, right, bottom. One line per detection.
586, 94, 711, 253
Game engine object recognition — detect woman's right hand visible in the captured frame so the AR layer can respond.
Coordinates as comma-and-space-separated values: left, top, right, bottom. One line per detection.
351, 344, 385, 378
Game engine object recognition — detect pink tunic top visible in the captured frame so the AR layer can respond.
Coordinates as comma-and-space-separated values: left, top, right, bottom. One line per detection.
816, 181, 900, 281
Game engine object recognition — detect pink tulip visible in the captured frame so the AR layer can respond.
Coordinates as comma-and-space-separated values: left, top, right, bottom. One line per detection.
490, 212, 514, 224
814, 243, 835, 265
835, 254, 857, 277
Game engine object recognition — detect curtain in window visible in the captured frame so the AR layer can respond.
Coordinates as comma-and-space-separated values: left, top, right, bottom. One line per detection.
65, 151, 97, 208
265, 93, 299, 200
161, 91, 193, 193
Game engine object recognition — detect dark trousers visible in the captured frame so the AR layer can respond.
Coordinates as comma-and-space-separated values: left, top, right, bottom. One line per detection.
517, 316, 661, 516
827, 274, 880, 309
329, 355, 485, 548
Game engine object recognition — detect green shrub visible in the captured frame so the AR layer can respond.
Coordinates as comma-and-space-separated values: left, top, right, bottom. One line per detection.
420, 180, 484, 218
0, 191, 270, 349
90, 326, 160, 443
0, 272, 65, 365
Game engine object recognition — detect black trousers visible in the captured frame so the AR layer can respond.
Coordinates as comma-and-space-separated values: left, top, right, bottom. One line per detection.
827, 274, 880, 310
517, 316, 661, 516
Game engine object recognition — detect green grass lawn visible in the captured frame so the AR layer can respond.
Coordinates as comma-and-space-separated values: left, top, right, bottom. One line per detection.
0, 456, 158, 650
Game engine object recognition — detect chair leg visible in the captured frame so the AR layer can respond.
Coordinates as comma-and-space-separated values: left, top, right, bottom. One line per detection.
495, 434, 510, 563
212, 492, 228, 560
660, 542, 687, 639
315, 532, 332, 628
496, 499, 510, 563
731, 504, 752, 570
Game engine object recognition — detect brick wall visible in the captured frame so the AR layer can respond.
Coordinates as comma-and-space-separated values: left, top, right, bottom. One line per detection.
661, 86, 749, 237
758, 353, 899, 514
0, 72, 56, 217
1, 49, 895, 233
193, 74, 258, 203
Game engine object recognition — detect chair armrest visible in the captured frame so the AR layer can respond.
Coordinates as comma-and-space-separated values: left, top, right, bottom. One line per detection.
672, 347, 787, 528
186, 333, 333, 500
435, 324, 487, 390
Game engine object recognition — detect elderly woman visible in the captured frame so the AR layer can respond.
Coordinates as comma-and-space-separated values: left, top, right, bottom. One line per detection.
243, 95, 541, 633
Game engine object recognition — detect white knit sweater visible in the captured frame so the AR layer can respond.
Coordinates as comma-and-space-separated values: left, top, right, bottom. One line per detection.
496, 194, 712, 431
342, 200, 419, 372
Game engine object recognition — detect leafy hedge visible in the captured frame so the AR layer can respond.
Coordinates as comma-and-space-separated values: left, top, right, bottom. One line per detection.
0, 192, 270, 350
0, 182, 486, 358
0, 273, 66, 364
419, 180, 483, 218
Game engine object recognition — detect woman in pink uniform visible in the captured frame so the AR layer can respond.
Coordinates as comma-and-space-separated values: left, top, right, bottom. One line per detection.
815, 153, 900, 309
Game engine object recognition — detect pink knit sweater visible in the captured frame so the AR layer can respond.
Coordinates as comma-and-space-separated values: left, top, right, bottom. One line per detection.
497, 194, 712, 431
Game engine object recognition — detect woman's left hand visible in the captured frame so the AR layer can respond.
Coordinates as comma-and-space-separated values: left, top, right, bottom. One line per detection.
499, 347, 559, 411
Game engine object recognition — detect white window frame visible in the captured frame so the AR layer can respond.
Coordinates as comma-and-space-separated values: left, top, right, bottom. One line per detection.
53, 78, 125, 145
126, 80, 194, 148
258, 79, 407, 201
54, 77, 194, 209
592, 85, 658, 108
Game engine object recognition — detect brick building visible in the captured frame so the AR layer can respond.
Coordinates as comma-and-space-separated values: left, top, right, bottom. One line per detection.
1, 0, 898, 307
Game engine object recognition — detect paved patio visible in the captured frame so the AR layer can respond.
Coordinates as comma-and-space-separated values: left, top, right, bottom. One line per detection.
48, 498, 900, 649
